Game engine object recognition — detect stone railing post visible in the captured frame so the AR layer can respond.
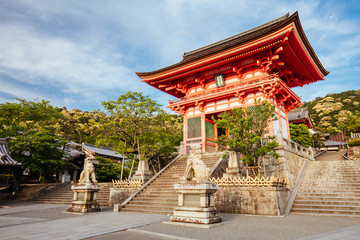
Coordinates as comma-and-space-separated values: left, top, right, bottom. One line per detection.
276, 130, 284, 146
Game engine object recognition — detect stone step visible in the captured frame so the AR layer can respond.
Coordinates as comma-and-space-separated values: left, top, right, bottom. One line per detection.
296, 195, 360, 201
292, 203, 360, 211
300, 186, 360, 191
121, 207, 172, 215
290, 212, 360, 217
128, 200, 178, 206
131, 197, 177, 202
134, 195, 177, 200
291, 208, 360, 215
297, 191, 360, 196
294, 199, 360, 205
305, 171, 360, 174
300, 183, 360, 188
124, 204, 175, 211
122, 153, 222, 215
301, 179, 360, 183
139, 188, 176, 193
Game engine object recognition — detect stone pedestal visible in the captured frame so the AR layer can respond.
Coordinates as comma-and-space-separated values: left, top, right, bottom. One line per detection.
67, 183, 101, 213
223, 167, 241, 178
133, 160, 152, 183
223, 151, 242, 178
170, 182, 221, 224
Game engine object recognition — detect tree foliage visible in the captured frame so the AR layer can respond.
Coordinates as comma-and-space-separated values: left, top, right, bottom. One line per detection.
95, 156, 126, 182
289, 123, 312, 148
97, 91, 182, 176
56, 109, 105, 144
304, 89, 360, 135
0, 99, 66, 182
213, 101, 279, 166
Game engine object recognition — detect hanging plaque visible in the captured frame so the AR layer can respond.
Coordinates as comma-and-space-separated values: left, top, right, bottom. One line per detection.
215, 73, 225, 88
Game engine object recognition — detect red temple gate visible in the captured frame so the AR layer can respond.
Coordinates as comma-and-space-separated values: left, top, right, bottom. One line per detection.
137, 12, 328, 154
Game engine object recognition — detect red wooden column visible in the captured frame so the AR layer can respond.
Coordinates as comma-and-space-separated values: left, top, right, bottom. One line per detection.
201, 113, 206, 152
183, 115, 188, 154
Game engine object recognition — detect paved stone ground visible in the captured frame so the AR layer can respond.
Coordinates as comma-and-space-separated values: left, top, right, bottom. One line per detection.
0, 201, 167, 240
316, 150, 345, 161
87, 214, 360, 240
1, 201, 360, 239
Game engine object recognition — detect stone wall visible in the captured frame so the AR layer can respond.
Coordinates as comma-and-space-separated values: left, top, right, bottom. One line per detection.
349, 146, 360, 160
17, 183, 62, 200
109, 188, 139, 207
215, 186, 290, 215
264, 144, 313, 189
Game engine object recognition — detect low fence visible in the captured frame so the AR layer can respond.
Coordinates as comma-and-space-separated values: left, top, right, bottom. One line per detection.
210, 176, 287, 187
112, 179, 142, 188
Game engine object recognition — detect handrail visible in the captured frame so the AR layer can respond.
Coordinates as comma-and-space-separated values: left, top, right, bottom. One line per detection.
314, 150, 326, 158
343, 150, 352, 161
209, 153, 226, 177
118, 154, 183, 209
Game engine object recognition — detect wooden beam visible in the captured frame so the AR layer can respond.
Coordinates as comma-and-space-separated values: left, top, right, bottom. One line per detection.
165, 86, 176, 91
273, 46, 283, 54
158, 84, 169, 88
271, 55, 279, 61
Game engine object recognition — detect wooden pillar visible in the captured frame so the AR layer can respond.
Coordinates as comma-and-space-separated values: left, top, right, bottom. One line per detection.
215, 122, 219, 152
201, 113, 206, 152
183, 115, 188, 154
285, 111, 290, 139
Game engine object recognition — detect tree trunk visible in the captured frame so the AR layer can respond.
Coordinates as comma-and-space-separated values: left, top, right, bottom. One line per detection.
120, 142, 126, 180
128, 155, 136, 180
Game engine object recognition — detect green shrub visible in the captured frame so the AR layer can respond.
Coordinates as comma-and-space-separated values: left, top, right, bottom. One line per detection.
348, 138, 360, 147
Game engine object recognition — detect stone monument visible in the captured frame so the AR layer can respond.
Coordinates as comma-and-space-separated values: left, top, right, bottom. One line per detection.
170, 145, 221, 224
67, 157, 101, 213
133, 160, 153, 183
223, 151, 242, 178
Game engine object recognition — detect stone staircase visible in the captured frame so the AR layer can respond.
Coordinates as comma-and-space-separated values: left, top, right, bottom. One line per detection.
291, 160, 360, 217
32, 183, 112, 207
121, 152, 223, 215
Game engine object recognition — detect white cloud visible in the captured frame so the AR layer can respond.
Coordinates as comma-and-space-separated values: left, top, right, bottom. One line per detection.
0, 0, 359, 111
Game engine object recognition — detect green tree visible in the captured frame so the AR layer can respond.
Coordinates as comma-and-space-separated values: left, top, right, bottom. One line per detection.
56, 109, 105, 144
97, 91, 182, 177
213, 101, 279, 168
311, 129, 326, 150
289, 123, 312, 148
95, 157, 126, 182
0, 98, 66, 182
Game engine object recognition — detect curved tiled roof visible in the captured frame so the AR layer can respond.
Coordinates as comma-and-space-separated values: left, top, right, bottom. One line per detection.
136, 12, 329, 78
0, 138, 21, 166
82, 143, 125, 160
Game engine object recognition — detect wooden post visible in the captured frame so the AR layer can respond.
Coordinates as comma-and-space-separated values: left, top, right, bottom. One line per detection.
201, 113, 206, 152
120, 141, 126, 180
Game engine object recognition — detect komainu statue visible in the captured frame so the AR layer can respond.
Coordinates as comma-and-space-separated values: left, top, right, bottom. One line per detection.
181, 145, 210, 182
79, 157, 97, 183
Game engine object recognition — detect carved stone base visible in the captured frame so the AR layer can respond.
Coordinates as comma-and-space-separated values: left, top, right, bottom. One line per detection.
67, 183, 101, 213
170, 182, 221, 224
133, 172, 152, 183
223, 167, 241, 178
133, 160, 153, 183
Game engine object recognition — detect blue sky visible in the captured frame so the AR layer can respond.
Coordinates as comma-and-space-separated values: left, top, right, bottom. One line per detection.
0, 0, 359, 111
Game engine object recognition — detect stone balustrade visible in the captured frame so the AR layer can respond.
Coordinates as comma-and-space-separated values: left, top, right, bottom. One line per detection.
276, 131, 314, 160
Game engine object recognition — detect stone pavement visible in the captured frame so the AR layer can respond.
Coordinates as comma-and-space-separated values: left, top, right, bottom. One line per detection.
1, 201, 360, 239
0, 202, 168, 240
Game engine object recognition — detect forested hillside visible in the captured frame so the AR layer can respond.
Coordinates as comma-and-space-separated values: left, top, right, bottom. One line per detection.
303, 89, 360, 135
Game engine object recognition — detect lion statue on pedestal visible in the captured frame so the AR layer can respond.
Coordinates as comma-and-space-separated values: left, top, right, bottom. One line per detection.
181, 145, 210, 182
79, 157, 97, 183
